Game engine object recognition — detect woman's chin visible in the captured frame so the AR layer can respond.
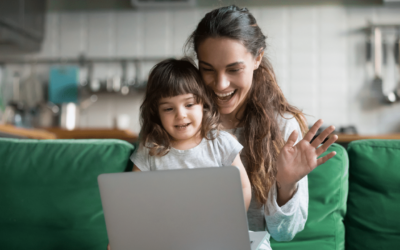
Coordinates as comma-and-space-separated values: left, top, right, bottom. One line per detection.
218, 107, 235, 115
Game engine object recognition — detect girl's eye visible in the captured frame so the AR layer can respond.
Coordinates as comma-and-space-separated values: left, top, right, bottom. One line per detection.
163, 108, 173, 112
186, 103, 194, 108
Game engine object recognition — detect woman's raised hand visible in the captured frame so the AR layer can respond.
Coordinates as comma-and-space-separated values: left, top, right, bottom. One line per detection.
276, 119, 337, 200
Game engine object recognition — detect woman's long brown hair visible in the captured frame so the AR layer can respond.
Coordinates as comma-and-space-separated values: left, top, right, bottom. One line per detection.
186, 5, 308, 206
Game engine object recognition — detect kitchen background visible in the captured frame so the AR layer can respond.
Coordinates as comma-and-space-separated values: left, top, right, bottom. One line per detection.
1, 0, 400, 136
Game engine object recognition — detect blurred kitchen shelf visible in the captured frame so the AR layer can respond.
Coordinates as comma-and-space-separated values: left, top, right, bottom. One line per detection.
42, 127, 138, 143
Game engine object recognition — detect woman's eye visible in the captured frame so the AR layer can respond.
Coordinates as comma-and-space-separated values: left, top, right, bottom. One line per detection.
201, 68, 213, 72
229, 68, 241, 73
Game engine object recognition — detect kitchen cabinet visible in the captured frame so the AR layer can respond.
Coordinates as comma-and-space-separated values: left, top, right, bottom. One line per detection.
0, 0, 46, 52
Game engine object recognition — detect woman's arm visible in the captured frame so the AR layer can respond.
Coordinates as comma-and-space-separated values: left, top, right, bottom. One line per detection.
266, 118, 337, 241
276, 119, 337, 206
232, 153, 252, 211
264, 115, 308, 241
265, 175, 308, 241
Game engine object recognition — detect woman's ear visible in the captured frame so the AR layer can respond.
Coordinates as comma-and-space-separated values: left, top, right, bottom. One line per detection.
254, 48, 264, 70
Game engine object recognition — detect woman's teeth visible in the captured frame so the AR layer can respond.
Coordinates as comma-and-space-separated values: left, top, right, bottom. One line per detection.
215, 90, 235, 100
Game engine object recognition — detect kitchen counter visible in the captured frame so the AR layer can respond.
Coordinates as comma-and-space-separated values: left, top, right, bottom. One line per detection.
331, 133, 400, 148
0, 125, 138, 143
334, 133, 400, 142
0, 124, 56, 139
42, 127, 138, 143
0, 124, 57, 139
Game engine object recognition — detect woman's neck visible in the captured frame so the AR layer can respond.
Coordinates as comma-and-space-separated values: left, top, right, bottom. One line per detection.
220, 105, 246, 130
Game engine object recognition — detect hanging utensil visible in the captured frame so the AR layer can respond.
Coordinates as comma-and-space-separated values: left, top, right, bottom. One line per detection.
60, 94, 97, 130
372, 27, 386, 103
395, 32, 400, 99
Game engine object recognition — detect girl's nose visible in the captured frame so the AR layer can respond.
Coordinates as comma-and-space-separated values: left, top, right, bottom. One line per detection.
214, 73, 230, 91
176, 107, 187, 119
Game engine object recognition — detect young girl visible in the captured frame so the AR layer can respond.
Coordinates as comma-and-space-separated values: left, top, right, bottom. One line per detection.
130, 58, 252, 210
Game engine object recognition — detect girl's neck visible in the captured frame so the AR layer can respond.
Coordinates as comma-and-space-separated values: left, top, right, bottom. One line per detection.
170, 131, 203, 151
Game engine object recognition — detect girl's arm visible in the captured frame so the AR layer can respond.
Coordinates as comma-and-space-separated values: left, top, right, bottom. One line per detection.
232, 154, 252, 211
133, 164, 141, 172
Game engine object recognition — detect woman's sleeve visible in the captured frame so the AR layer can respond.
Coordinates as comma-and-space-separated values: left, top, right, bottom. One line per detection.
264, 115, 308, 241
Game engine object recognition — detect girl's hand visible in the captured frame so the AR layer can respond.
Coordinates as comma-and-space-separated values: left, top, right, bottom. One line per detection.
276, 119, 337, 206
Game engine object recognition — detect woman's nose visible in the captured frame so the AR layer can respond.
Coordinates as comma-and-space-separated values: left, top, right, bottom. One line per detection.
214, 73, 230, 91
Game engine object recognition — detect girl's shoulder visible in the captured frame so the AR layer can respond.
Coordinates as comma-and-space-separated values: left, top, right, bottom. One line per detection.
203, 129, 239, 147
210, 129, 236, 141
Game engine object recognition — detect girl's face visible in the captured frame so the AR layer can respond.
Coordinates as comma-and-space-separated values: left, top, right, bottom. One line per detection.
158, 93, 203, 149
197, 37, 263, 120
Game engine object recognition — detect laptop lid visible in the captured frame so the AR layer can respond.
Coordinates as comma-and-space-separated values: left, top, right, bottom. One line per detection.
98, 166, 251, 250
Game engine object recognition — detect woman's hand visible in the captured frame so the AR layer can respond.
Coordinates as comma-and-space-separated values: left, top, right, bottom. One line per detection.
276, 119, 337, 206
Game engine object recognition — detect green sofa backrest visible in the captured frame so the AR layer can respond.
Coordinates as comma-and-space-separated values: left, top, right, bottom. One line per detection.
0, 138, 134, 250
345, 139, 400, 250
271, 143, 349, 250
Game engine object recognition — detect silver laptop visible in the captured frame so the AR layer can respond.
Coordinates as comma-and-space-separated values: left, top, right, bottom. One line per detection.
98, 166, 268, 250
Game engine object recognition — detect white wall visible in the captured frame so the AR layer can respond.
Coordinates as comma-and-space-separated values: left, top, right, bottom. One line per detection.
3, 5, 400, 134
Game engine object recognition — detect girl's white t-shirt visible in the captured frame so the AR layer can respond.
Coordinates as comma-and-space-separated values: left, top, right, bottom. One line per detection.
131, 130, 243, 171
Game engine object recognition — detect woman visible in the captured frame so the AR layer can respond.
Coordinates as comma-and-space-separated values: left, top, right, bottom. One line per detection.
185, 5, 337, 244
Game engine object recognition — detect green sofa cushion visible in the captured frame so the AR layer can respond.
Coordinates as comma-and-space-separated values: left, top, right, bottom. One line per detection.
345, 140, 400, 250
271, 143, 349, 250
0, 138, 134, 250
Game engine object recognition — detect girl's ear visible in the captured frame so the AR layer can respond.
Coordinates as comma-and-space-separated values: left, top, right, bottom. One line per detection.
254, 48, 264, 70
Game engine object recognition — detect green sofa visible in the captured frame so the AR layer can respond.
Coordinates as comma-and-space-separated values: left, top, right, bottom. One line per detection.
0, 138, 399, 250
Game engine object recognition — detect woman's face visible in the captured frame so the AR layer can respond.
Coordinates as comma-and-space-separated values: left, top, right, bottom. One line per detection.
197, 37, 263, 118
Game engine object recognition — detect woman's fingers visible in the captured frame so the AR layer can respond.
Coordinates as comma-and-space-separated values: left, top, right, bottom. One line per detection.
317, 151, 337, 165
315, 134, 338, 156
284, 129, 298, 148
310, 125, 336, 148
303, 119, 323, 142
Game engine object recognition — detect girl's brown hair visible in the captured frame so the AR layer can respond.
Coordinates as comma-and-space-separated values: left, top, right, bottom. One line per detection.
140, 57, 219, 156
185, 5, 308, 206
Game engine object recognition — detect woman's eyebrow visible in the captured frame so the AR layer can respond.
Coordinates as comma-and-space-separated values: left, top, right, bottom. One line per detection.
226, 61, 244, 67
199, 60, 244, 68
